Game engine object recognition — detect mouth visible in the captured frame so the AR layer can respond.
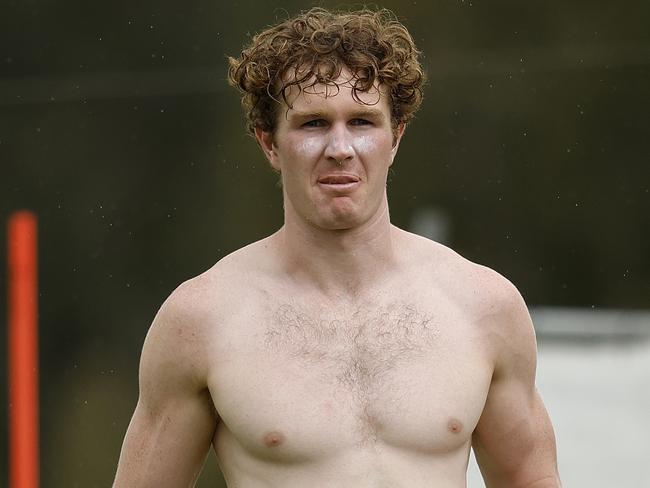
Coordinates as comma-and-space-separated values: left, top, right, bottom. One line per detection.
317, 174, 361, 190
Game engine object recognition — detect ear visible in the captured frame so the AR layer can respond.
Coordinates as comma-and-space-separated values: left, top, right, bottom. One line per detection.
389, 123, 406, 165
254, 127, 281, 171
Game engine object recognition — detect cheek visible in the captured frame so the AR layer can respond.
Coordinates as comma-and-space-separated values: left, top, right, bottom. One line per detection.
294, 138, 324, 159
352, 134, 391, 159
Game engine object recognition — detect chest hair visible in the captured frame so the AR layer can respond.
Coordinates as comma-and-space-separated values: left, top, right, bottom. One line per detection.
264, 301, 439, 396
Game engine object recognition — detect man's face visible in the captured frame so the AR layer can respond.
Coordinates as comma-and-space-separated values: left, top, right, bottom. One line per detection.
255, 70, 405, 231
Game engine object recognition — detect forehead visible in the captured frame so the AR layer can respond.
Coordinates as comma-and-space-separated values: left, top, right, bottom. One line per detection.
279, 70, 390, 117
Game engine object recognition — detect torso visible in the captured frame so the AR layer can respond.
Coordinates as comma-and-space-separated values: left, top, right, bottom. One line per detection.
198, 229, 498, 487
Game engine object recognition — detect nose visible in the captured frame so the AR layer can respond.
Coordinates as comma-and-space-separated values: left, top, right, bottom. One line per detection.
323, 124, 354, 166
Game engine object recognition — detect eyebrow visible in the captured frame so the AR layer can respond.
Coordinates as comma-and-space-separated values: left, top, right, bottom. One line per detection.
351, 109, 385, 119
289, 111, 326, 120
289, 108, 386, 120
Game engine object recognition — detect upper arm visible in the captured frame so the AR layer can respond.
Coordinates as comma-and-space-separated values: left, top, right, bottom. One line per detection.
114, 282, 218, 488
472, 278, 561, 487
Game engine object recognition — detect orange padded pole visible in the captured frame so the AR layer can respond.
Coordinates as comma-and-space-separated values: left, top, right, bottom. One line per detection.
7, 211, 39, 488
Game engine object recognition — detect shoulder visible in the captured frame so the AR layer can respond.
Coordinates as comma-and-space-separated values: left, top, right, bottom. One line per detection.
147, 234, 278, 344
140, 248, 247, 373
165, 233, 277, 313
399, 229, 536, 353
398, 229, 517, 300
203, 233, 279, 285
427, 244, 538, 374
140, 276, 217, 388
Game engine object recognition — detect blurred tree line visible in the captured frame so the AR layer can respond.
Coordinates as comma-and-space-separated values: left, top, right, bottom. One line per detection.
0, 0, 648, 486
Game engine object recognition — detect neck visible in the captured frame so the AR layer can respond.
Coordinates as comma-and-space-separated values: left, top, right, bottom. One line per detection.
275, 198, 399, 298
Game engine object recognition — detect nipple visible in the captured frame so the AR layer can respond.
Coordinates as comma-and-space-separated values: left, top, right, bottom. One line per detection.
447, 418, 463, 434
263, 431, 285, 448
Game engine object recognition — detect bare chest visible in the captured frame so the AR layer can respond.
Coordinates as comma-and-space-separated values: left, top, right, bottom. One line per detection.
210, 298, 492, 461
265, 302, 439, 391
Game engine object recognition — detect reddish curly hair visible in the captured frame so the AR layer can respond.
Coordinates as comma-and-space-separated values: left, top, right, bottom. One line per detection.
227, 7, 425, 134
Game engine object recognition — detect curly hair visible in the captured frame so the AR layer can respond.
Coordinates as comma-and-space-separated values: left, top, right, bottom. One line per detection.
227, 7, 425, 134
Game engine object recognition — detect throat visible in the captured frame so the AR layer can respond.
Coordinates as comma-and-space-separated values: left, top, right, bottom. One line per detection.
277, 224, 401, 296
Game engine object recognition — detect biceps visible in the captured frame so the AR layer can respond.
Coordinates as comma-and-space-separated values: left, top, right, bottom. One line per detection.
114, 389, 217, 488
473, 386, 558, 486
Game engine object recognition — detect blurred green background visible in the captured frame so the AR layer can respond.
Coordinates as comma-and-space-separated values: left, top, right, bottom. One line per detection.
1, 0, 649, 486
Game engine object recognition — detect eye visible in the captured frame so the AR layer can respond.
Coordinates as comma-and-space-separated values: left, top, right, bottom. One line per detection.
350, 118, 372, 126
302, 119, 327, 128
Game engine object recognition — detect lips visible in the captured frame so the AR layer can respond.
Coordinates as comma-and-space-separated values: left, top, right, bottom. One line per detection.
317, 174, 360, 184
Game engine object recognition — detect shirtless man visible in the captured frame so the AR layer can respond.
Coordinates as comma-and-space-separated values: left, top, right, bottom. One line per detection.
114, 8, 561, 488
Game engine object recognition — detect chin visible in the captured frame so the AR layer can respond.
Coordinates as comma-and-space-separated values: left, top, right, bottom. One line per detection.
313, 211, 366, 231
